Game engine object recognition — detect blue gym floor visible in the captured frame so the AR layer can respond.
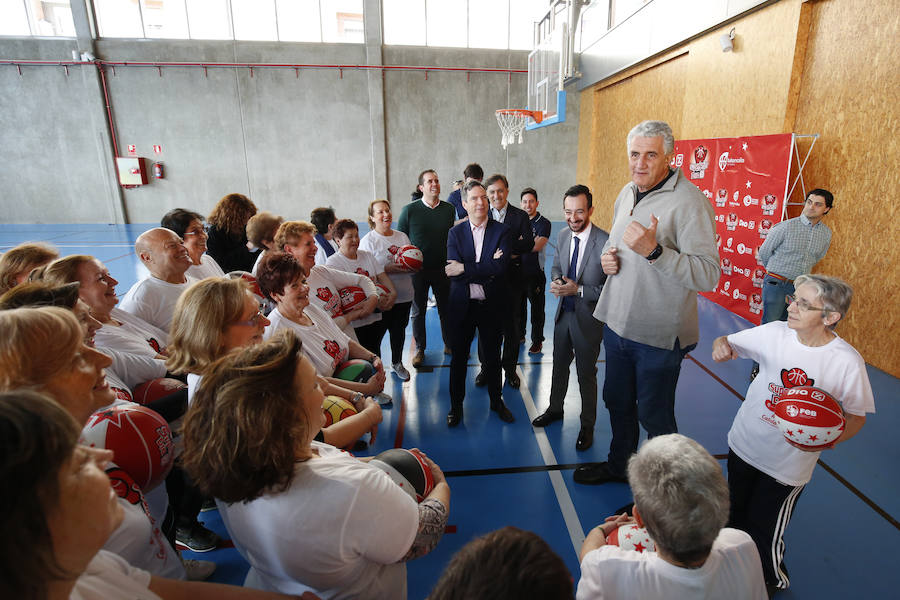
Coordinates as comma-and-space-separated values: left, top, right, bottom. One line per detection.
3, 222, 898, 599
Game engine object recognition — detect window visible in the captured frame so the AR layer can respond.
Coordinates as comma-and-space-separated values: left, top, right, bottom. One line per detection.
232, 0, 277, 41
1, 0, 76, 37
321, 0, 363, 43
276, 0, 321, 43
383, 0, 548, 51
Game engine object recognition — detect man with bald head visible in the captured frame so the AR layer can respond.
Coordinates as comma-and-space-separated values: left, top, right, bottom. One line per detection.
119, 227, 198, 331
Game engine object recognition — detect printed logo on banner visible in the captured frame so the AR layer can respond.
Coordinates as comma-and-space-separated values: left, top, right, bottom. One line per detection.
726, 213, 738, 231
690, 146, 709, 179
759, 219, 773, 238
749, 293, 762, 315
743, 194, 758, 207
752, 268, 765, 287
762, 194, 778, 215
730, 190, 741, 206
674, 154, 684, 167
722, 237, 734, 253
721, 258, 732, 276
716, 188, 728, 207
718, 151, 746, 171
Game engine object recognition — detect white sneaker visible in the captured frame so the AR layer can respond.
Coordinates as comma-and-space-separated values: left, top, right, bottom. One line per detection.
375, 392, 393, 408
392, 362, 411, 381
426, 295, 437, 308
183, 558, 216, 581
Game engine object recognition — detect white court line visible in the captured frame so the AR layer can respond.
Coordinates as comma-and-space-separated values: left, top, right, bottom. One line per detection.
516, 365, 586, 555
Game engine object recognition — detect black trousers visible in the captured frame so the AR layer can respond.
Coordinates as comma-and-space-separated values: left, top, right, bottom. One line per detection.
519, 269, 546, 344
381, 301, 412, 364
450, 300, 502, 408
410, 267, 450, 351
355, 320, 387, 357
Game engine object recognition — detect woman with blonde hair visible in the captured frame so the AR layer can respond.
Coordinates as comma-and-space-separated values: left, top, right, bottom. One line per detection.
359, 199, 418, 381
182, 331, 450, 598
0, 241, 58, 294
167, 276, 381, 449
206, 192, 259, 273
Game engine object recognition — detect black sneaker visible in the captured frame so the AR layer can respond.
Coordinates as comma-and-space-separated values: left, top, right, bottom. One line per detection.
176, 522, 221, 553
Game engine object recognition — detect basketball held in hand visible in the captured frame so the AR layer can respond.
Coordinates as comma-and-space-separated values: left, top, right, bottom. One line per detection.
773, 386, 845, 450
369, 448, 435, 502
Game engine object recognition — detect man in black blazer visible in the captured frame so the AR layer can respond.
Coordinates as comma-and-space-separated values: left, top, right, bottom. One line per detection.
532, 185, 607, 451
473, 174, 534, 389
445, 180, 514, 427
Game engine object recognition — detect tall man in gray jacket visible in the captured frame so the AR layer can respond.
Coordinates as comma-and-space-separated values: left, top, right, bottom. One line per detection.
575, 120, 719, 485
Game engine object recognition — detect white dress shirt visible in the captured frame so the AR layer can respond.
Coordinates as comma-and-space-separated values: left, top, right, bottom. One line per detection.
469, 220, 486, 300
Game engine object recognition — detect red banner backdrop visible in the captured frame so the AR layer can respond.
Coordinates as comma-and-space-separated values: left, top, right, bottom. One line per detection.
672, 133, 793, 324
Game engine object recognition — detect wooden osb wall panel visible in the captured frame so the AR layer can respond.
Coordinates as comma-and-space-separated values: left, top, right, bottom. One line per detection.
791, 0, 900, 375
680, 0, 803, 138
584, 55, 687, 230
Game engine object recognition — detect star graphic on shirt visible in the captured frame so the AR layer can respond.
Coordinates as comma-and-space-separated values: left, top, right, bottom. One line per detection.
742, 142, 748, 151
745, 180, 752, 189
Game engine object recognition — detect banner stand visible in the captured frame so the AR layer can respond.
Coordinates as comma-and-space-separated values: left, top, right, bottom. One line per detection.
784, 133, 821, 219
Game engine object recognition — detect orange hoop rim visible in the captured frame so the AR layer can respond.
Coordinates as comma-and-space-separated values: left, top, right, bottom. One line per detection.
495, 108, 543, 124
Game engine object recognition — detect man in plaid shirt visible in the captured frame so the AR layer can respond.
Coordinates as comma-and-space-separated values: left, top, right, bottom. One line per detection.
757, 188, 834, 324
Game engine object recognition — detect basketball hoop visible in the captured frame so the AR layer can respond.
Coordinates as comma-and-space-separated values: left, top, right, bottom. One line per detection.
495, 109, 543, 149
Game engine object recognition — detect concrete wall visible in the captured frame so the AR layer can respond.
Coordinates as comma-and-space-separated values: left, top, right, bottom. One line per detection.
0, 38, 579, 224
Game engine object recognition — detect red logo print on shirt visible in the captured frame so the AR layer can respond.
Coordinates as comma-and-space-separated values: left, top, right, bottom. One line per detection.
766, 367, 816, 411
316, 287, 334, 302
108, 467, 143, 505
323, 339, 341, 361
388, 245, 400, 255
147, 337, 161, 353
355, 267, 372, 279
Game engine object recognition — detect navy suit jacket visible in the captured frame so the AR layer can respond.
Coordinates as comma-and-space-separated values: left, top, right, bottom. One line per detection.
446, 219, 511, 312
489, 203, 534, 263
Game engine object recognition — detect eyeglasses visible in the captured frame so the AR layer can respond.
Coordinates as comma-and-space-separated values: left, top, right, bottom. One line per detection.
183, 226, 209, 236
233, 310, 266, 327
785, 294, 826, 312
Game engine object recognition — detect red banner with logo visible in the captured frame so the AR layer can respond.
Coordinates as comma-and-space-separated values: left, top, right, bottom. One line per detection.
672, 134, 793, 324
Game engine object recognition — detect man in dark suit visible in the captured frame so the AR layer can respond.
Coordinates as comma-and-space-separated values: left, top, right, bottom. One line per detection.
473, 174, 534, 389
445, 180, 514, 427
532, 185, 607, 451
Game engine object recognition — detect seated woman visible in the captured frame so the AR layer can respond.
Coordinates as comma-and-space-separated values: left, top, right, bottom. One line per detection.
273, 220, 378, 341
0, 389, 311, 600
41, 255, 171, 379
257, 251, 391, 404
161, 208, 225, 280
0, 241, 58, 295
206, 193, 259, 273
325, 218, 397, 356
167, 276, 380, 449
246, 210, 285, 277
712, 274, 875, 594
359, 199, 418, 381
182, 331, 450, 598
0, 306, 190, 580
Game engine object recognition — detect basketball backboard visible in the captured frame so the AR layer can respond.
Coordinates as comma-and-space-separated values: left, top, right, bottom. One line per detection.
526, 0, 585, 130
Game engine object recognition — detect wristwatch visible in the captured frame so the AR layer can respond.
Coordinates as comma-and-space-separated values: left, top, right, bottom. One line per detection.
646, 244, 663, 261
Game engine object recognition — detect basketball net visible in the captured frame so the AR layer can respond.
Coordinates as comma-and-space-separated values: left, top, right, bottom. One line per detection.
495, 109, 542, 149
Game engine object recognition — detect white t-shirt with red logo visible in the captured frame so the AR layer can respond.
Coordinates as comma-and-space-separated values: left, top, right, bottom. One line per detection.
265, 305, 350, 377
306, 265, 377, 341
325, 250, 384, 328
359, 230, 415, 304
726, 321, 875, 486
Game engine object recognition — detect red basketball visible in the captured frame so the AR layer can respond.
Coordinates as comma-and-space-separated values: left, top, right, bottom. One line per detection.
227, 270, 265, 303
132, 377, 187, 406
374, 283, 390, 297
607, 523, 656, 553
80, 405, 175, 492
339, 286, 368, 312
773, 386, 845, 449
370, 448, 435, 503
393, 245, 423, 271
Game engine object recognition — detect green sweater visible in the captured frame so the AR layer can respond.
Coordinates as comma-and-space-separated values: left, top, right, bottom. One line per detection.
397, 200, 456, 269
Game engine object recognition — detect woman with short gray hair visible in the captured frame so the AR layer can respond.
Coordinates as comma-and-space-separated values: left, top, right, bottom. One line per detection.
712, 273, 875, 594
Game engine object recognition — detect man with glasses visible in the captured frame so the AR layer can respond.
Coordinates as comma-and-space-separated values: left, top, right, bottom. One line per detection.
120, 227, 198, 331
575, 120, 719, 485
532, 185, 607, 452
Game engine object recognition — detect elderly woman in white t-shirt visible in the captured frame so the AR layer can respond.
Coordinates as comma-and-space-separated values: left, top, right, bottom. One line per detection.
326, 217, 397, 357
161, 208, 226, 280
0, 388, 308, 600
182, 331, 450, 599
257, 251, 391, 403
359, 199, 418, 382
